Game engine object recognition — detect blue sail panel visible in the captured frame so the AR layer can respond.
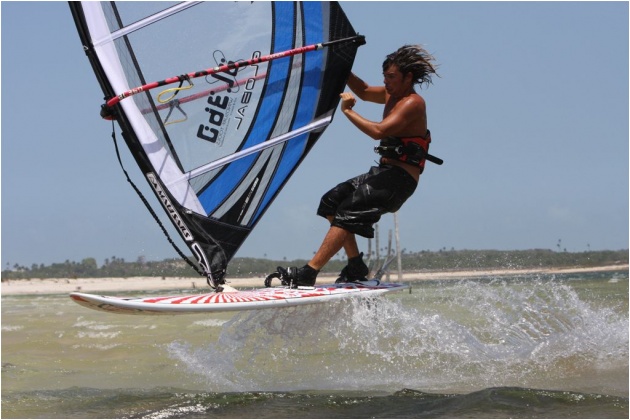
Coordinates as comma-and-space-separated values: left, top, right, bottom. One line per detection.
253, 2, 326, 223
197, 3, 295, 215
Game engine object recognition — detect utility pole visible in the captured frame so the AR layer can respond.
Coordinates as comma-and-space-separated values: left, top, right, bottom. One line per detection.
375, 223, 380, 265
386, 228, 392, 281
394, 212, 402, 281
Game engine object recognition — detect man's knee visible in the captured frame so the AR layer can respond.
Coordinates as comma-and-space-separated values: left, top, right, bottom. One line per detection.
317, 182, 354, 218
331, 218, 376, 238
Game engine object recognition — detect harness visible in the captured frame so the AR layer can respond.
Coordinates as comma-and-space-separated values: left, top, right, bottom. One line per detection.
374, 131, 432, 173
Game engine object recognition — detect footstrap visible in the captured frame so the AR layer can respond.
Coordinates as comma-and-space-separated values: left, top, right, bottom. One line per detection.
264, 267, 296, 287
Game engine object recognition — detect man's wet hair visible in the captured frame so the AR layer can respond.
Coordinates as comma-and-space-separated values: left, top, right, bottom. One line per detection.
383, 45, 439, 88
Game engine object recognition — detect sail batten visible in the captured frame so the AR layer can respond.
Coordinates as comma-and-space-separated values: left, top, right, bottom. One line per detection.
93, 2, 202, 46
70, 1, 363, 286
170, 116, 332, 191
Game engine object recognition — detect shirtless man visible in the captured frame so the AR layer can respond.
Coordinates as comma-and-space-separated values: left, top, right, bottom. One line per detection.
275, 45, 439, 287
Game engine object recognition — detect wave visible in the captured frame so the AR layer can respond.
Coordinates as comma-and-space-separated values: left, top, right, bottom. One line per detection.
2, 386, 627, 418
166, 276, 628, 394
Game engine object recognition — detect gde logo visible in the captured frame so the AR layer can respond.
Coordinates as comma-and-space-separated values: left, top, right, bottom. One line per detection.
197, 50, 261, 144
206, 50, 241, 94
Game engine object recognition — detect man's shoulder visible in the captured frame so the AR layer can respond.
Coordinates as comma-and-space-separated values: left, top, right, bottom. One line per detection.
398, 93, 426, 113
409, 92, 426, 104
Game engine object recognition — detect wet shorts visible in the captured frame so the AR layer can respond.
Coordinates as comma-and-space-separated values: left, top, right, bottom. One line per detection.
316, 164, 417, 238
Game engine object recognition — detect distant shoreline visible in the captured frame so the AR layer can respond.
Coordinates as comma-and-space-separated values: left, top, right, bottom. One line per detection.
1, 264, 626, 296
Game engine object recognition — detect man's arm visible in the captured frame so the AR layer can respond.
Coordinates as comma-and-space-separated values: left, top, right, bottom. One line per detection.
340, 92, 422, 140
347, 73, 386, 104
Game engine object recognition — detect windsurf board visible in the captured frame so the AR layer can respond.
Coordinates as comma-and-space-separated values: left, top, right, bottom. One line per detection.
69, 281, 408, 315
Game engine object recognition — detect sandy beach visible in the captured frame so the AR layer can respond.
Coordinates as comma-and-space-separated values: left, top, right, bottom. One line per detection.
1, 264, 626, 296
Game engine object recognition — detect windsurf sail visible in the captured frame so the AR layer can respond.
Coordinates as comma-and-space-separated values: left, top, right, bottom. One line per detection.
69, 1, 364, 290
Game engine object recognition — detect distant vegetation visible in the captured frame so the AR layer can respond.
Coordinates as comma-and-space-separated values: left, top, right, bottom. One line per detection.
2, 249, 627, 281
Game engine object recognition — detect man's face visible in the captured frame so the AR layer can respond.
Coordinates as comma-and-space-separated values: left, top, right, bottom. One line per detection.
383, 64, 410, 97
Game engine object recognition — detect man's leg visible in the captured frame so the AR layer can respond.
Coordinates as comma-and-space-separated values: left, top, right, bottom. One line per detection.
316, 219, 368, 283
342, 235, 361, 259
273, 225, 351, 287
324, 215, 360, 260
307, 225, 351, 271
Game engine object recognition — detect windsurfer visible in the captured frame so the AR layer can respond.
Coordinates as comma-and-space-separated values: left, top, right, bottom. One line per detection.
275, 44, 439, 287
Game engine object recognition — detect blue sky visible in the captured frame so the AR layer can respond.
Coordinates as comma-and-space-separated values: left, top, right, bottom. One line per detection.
2, 1, 628, 269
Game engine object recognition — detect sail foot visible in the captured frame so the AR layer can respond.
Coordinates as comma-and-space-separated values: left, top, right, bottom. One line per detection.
182, 211, 250, 290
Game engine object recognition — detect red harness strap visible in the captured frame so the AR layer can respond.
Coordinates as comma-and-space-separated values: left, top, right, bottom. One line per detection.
375, 131, 432, 173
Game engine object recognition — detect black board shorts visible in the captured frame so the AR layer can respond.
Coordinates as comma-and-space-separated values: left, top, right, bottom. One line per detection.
317, 164, 417, 238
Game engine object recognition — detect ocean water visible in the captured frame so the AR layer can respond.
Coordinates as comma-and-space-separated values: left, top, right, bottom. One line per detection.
2, 270, 628, 418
